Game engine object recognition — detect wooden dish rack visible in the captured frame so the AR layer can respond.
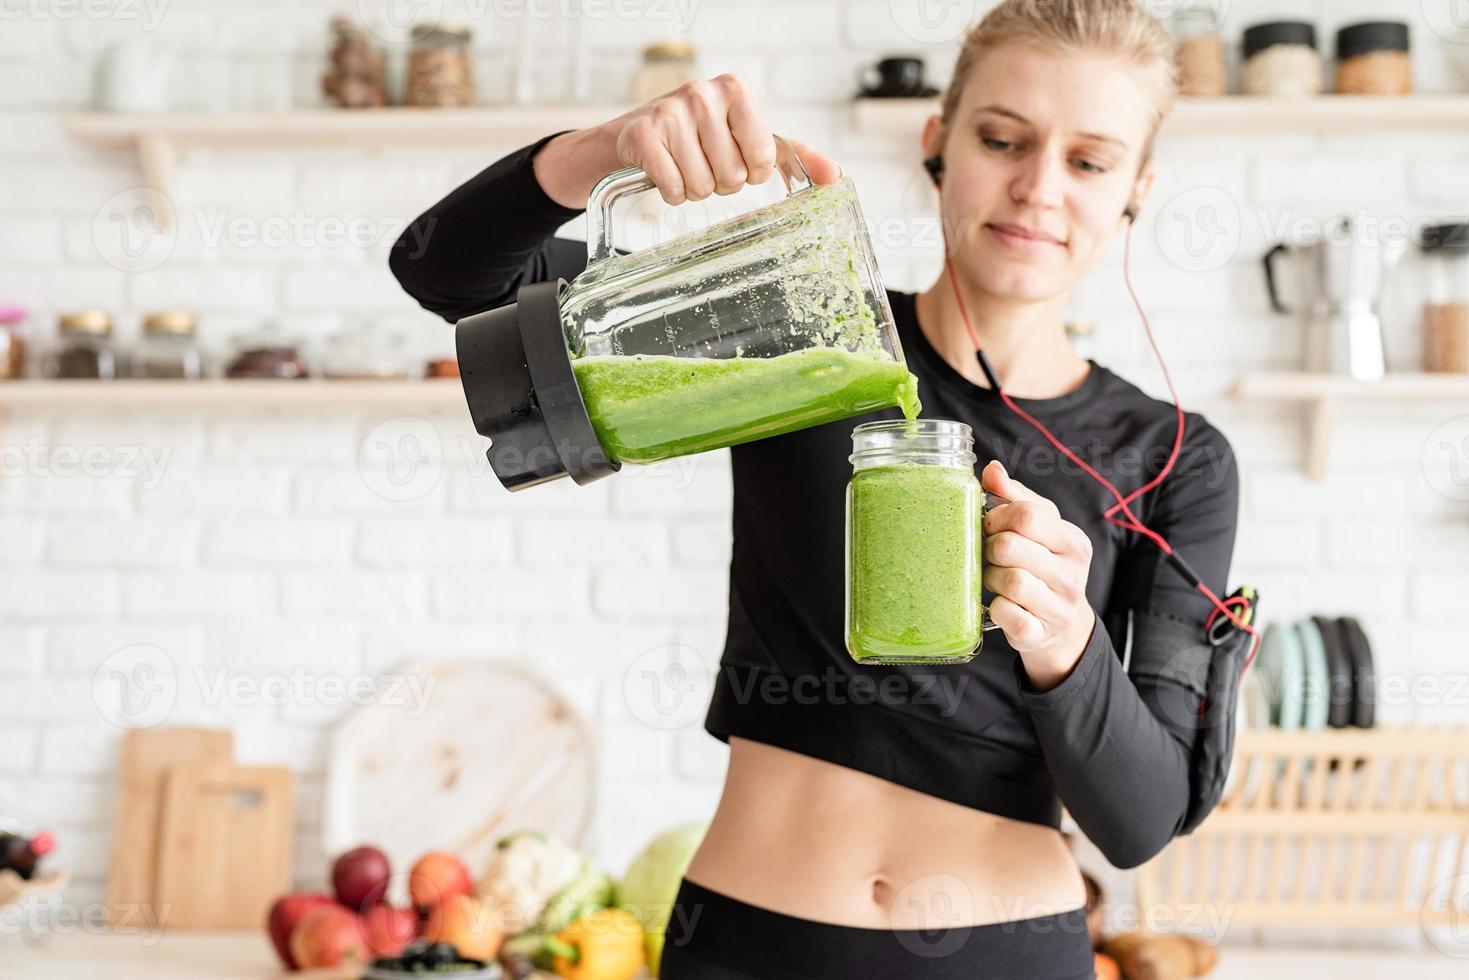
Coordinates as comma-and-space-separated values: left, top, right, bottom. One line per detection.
1137, 726, 1469, 927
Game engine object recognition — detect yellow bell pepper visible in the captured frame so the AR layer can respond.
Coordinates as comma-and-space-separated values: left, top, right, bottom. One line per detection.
547, 908, 645, 980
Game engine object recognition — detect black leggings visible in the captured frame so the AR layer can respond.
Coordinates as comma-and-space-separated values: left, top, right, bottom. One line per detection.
660, 879, 1096, 980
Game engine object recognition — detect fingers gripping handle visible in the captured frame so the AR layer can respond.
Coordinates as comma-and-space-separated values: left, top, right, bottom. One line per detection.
586, 134, 813, 265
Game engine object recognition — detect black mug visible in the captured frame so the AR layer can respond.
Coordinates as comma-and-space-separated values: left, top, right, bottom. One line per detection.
859, 57, 929, 98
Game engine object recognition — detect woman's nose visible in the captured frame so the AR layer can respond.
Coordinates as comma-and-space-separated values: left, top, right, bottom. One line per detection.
1010, 151, 1068, 210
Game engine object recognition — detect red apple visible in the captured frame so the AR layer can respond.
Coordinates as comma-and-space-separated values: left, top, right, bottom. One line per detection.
332, 845, 391, 911
290, 905, 368, 970
361, 903, 418, 958
266, 892, 335, 969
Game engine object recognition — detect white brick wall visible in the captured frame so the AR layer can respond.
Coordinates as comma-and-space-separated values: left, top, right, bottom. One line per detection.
0, 0, 1466, 947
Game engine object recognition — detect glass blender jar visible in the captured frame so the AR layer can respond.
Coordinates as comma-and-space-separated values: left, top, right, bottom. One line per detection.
846, 419, 1002, 665
455, 136, 918, 491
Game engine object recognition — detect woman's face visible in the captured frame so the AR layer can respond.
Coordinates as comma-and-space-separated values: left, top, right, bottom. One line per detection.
924, 42, 1157, 303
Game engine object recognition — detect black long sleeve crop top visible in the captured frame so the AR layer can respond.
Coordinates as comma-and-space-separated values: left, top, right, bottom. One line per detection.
389, 132, 1243, 869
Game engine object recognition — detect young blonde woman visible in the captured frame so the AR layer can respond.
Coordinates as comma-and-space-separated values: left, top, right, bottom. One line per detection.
393, 2, 1241, 976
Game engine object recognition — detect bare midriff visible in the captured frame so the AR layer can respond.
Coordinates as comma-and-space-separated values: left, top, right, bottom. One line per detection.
682, 737, 1087, 929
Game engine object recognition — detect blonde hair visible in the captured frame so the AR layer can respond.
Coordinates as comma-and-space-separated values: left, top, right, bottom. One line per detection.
939, 0, 1177, 168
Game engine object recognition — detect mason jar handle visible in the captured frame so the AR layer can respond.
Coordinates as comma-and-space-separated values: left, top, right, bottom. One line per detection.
979, 489, 1011, 632
586, 133, 813, 266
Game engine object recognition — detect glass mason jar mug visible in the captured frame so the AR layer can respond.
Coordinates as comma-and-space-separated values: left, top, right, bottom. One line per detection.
846, 419, 1003, 665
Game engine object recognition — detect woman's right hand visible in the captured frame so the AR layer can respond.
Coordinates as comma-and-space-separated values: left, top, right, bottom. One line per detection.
533, 74, 842, 210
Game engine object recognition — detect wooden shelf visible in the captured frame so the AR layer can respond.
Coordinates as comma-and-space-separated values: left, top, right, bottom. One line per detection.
1230, 372, 1469, 479
65, 106, 629, 150
65, 106, 631, 226
852, 94, 1469, 139
0, 379, 466, 409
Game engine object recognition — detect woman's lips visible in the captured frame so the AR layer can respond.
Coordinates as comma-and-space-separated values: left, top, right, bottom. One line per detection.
986, 223, 1063, 255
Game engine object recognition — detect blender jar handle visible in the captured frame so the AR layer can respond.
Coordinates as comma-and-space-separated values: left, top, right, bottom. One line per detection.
586, 133, 814, 266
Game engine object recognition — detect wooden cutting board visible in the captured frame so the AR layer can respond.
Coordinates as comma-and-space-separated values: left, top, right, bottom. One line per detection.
106, 728, 234, 927
153, 762, 293, 929
322, 661, 597, 887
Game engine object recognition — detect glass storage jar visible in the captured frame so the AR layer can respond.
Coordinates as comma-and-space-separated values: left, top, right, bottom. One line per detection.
631, 41, 697, 102
845, 419, 1001, 665
407, 23, 473, 107
46, 311, 120, 379
224, 324, 308, 379
1419, 223, 1469, 373
0, 304, 27, 380
1335, 21, 1412, 95
133, 311, 204, 379
1173, 6, 1226, 97
322, 325, 410, 379
1242, 21, 1322, 96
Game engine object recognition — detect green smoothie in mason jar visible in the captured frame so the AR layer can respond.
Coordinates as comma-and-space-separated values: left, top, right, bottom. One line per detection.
845, 419, 991, 665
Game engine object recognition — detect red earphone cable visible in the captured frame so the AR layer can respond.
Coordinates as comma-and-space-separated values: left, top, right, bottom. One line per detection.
942, 219, 1261, 676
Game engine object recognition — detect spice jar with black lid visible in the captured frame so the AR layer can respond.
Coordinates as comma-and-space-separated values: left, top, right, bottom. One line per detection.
1335, 21, 1412, 95
1418, 222, 1469, 373
46, 310, 121, 380
1242, 21, 1322, 96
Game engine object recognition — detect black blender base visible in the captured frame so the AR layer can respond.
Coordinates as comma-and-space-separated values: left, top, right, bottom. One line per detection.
455, 279, 619, 491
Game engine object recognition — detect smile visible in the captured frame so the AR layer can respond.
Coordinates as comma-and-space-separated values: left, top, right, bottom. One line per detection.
986, 223, 1063, 255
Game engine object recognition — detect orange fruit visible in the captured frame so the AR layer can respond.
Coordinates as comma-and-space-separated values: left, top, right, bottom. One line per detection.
422, 894, 502, 962
409, 851, 473, 910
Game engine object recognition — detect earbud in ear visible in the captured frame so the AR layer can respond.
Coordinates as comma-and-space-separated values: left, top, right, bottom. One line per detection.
1124, 201, 1139, 222
922, 155, 944, 188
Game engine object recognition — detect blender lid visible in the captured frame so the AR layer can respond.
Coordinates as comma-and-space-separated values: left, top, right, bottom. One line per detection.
455, 279, 619, 491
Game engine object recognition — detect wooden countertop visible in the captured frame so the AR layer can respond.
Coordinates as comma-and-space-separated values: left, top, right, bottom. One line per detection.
5, 932, 1466, 979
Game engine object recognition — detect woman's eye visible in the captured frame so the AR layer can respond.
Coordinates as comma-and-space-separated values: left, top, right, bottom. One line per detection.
982, 137, 1014, 152
1074, 159, 1108, 174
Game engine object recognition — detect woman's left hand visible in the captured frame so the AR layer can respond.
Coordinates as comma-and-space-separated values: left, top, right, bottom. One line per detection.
980, 460, 1097, 685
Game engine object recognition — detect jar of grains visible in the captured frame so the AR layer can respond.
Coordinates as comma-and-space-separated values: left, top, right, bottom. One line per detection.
1419, 223, 1469, 373
1335, 21, 1412, 95
1173, 6, 1226, 97
1241, 21, 1322, 96
407, 22, 473, 107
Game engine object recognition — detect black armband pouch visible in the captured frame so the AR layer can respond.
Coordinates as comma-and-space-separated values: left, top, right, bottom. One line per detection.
1123, 606, 1253, 835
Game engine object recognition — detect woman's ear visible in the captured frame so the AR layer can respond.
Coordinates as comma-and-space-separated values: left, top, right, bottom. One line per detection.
921, 113, 945, 173
1124, 164, 1157, 225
